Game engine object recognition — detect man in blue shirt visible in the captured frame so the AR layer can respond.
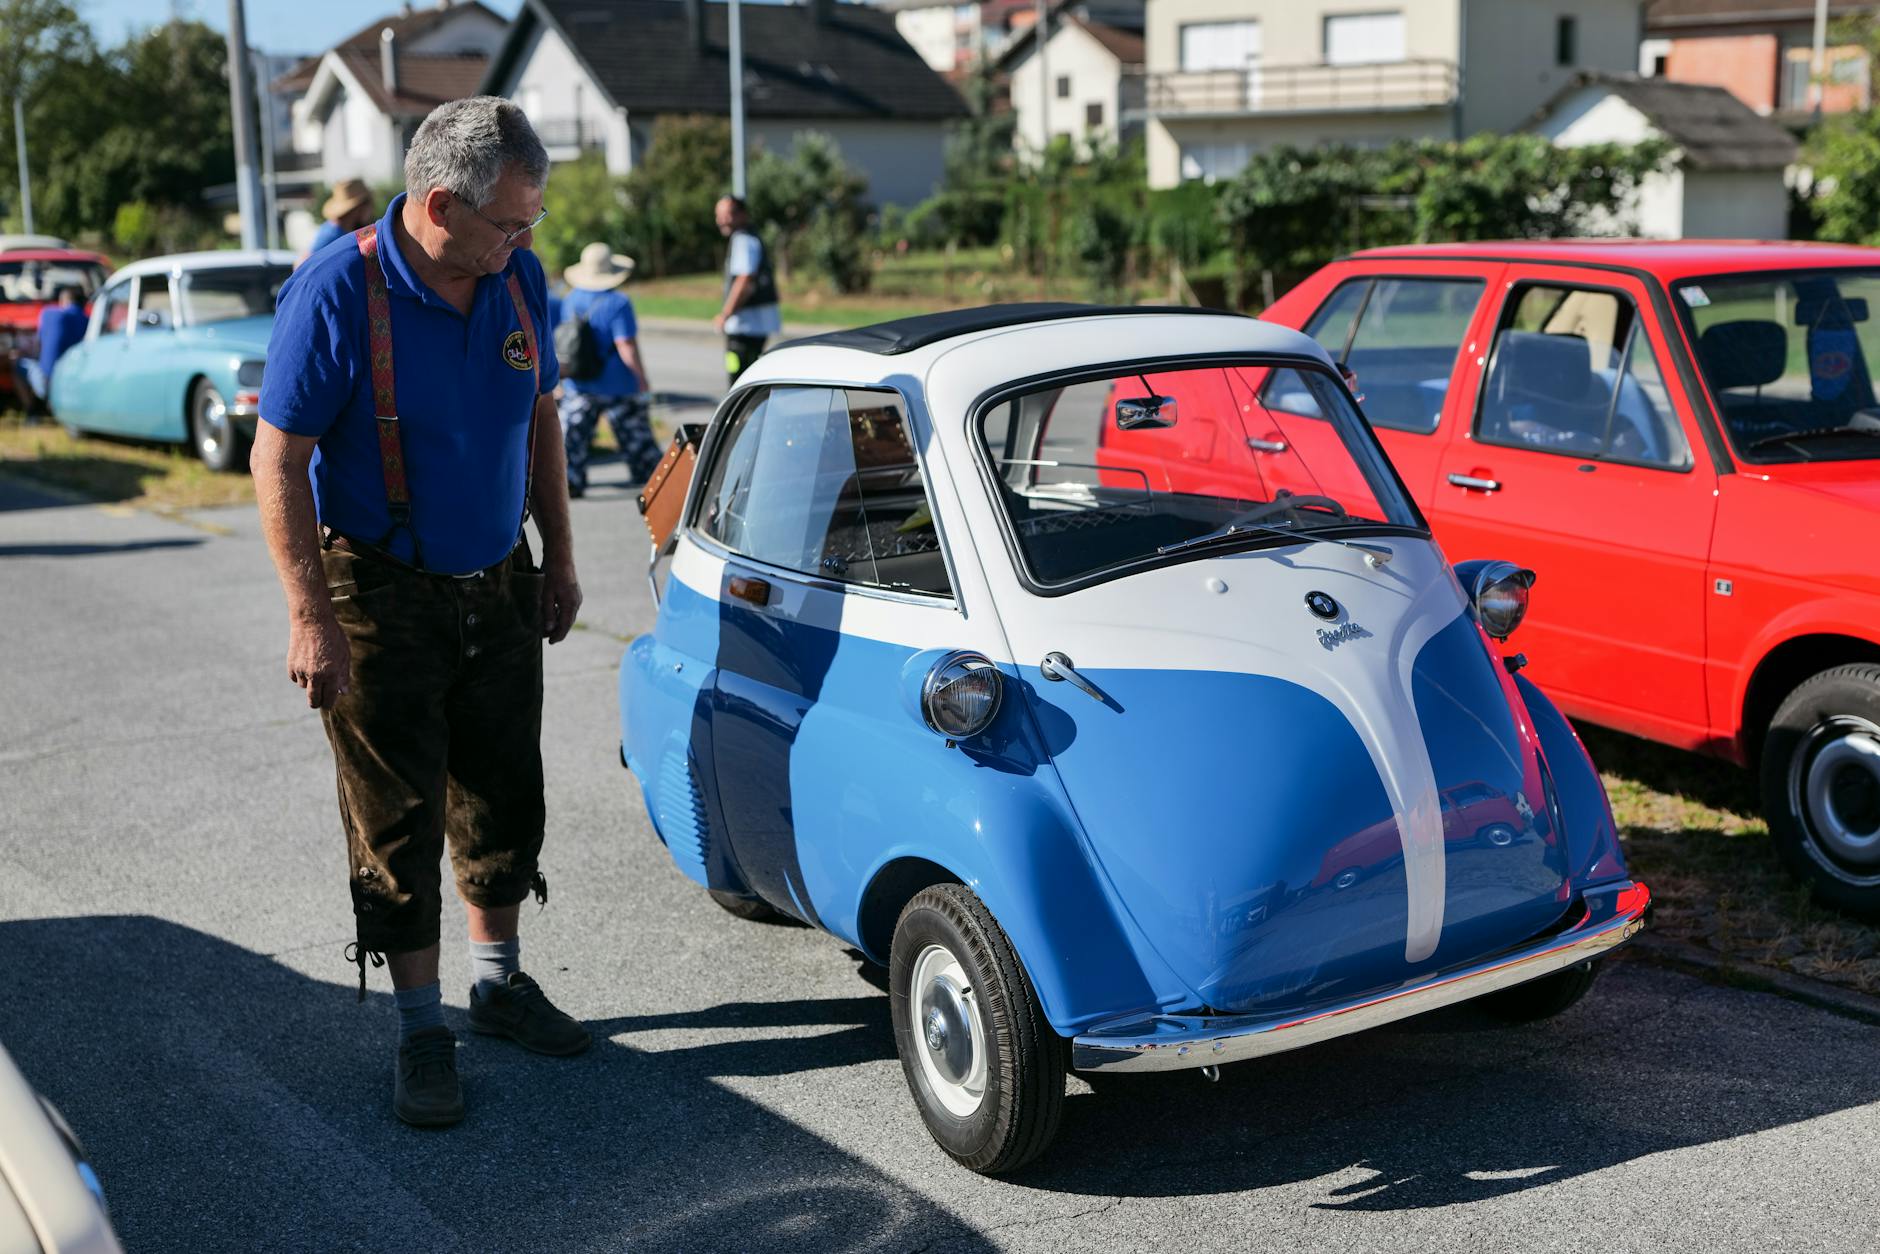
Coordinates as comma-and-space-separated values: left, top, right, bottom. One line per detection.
12, 286, 88, 417
556, 241, 660, 497
301, 178, 376, 265
252, 97, 588, 1129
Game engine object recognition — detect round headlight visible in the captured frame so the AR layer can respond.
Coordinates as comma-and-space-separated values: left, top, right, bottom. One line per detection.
1472, 562, 1536, 641
922, 652, 1002, 739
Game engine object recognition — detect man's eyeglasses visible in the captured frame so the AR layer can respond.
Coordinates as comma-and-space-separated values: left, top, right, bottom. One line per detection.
460, 197, 548, 247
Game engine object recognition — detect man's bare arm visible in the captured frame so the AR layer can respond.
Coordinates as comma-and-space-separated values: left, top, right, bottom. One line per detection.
713, 273, 756, 331
529, 392, 582, 644
615, 336, 650, 397
252, 421, 350, 708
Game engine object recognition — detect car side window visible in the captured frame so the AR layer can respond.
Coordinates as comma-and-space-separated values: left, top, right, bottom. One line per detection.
95, 282, 130, 337
1267, 276, 1483, 433
1476, 284, 1692, 470
695, 385, 952, 598
134, 274, 173, 330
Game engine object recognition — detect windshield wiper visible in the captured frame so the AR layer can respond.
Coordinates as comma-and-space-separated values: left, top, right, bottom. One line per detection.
1747, 425, 1880, 452
1157, 519, 1397, 568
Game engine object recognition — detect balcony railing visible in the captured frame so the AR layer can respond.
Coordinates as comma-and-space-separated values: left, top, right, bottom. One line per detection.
534, 116, 607, 151
1141, 59, 1459, 118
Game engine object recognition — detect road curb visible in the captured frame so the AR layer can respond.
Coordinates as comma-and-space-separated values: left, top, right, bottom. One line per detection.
1627, 933, 1880, 1026
638, 314, 848, 339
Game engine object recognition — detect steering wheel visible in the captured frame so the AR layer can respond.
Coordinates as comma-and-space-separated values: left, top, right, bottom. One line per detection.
1229, 494, 1348, 527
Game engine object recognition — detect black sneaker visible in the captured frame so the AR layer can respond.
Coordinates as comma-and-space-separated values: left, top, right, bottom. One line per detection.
467, 972, 592, 1056
394, 1026, 464, 1128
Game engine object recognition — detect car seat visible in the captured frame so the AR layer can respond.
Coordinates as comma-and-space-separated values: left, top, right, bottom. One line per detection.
1482, 331, 1611, 452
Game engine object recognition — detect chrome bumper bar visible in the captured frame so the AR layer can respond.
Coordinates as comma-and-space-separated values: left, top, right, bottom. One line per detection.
1072, 880, 1650, 1074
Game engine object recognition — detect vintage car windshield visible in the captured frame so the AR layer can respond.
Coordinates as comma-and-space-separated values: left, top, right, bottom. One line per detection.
1679, 269, 1880, 462
977, 361, 1420, 587
0, 258, 107, 303
182, 265, 291, 326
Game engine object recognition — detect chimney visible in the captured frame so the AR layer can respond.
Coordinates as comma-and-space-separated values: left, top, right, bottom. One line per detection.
685, 0, 706, 53
381, 28, 398, 96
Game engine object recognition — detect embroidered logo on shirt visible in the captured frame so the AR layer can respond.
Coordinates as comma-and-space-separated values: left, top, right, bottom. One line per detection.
502, 330, 534, 371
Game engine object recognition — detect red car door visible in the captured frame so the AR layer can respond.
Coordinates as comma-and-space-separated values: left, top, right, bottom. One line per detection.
1427, 266, 1720, 745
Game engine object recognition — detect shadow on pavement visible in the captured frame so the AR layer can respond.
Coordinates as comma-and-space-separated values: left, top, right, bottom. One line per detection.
0, 916, 988, 1254
0, 454, 169, 508
0, 538, 205, 558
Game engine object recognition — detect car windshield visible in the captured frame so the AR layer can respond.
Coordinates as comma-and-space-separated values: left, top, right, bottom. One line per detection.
1679, 269, 1880, 462
977, 361, 1421, 587
0, 259, 106, 303
182, 265, 291, 325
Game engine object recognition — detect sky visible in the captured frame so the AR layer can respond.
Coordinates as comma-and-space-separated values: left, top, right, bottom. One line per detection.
79, 0, 525, 58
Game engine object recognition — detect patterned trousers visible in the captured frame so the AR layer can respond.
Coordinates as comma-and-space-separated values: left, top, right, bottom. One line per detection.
559, 391, 662, 492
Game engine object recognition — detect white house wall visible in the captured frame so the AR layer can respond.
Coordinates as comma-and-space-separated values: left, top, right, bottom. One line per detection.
1681, 169, 1788, 239
1458, 0, 1643, 135
1010, 23, 1126, 156
897, 8, 964, 74
748, 120, 947, 207
317, 62, 402, 185
498, 20, 632, 171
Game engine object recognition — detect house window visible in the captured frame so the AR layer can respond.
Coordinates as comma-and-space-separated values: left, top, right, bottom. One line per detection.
1556, 16, 1577, 68
1180, 21, 1259, 73
1086, 101, 1104, 129
1323, 12, 1405, 66
1178, 139, 1252, 183
1056, 75, 1071, 98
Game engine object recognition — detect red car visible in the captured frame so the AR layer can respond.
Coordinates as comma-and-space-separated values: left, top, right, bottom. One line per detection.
1100, 241, 1880, 916
0, 247, 111, 398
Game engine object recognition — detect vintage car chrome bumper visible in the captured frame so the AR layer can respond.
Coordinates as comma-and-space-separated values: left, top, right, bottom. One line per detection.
1072, 879, 1650, 1074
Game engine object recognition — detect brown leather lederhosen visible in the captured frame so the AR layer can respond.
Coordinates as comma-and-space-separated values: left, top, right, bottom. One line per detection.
334, 224, 541, 574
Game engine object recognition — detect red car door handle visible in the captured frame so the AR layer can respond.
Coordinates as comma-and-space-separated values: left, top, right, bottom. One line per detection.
1447, 472, 1502, 492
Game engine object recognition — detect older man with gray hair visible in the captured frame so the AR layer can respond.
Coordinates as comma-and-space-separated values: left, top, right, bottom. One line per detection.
253, 96, 587, 1128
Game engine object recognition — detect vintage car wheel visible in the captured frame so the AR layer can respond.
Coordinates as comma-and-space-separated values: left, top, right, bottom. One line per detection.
1480, 959, 1601, 1022
889, 885, 1064, 1174
1762, 665, 1880, 920
706, 888, 787, 922
190, 379, 249, 473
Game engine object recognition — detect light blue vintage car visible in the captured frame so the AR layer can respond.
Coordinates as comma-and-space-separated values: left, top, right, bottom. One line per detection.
50, 250, 294, 471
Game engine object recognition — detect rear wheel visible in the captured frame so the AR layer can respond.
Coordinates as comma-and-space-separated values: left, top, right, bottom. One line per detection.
706, 888, 787, 922
1762, 665, 1880, 920
889, 885, 1064, 1174
1480, 959, 1601, 1022
189, 378, 248, 473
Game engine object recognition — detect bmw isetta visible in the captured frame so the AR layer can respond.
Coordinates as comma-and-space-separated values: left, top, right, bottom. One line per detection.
619, 304, 1650, 1174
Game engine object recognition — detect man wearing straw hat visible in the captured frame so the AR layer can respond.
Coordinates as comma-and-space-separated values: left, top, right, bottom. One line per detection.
556, 241, 660, 497
303, 178, 377, 262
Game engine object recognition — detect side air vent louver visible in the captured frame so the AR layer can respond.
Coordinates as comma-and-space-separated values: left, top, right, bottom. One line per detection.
656, 736, 709, 883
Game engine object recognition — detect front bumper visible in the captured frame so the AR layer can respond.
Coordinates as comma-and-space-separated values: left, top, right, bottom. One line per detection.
1073, 879, 1649, 1074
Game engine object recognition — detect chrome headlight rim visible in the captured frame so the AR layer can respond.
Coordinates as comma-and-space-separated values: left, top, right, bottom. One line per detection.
1471, 561, 1536, 641
921, 650, 1003, 739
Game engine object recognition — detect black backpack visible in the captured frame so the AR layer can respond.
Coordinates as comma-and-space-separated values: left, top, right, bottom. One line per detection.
555, 310, 604, 381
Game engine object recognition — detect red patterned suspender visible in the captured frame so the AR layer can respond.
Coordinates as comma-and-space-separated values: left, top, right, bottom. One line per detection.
354, 227, 416, 558
503, 271, 542, 533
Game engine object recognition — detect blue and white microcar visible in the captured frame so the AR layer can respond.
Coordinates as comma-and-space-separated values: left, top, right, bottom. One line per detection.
619, 305, 1651, 1174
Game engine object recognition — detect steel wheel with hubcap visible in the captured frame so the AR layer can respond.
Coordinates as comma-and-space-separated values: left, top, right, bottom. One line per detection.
1763, 664, 1880, 920
889, 884, 1064, 1174
190, 378, 248, 472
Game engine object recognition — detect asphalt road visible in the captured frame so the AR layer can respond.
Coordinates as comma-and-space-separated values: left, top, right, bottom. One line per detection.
2, 326, 1878, 1253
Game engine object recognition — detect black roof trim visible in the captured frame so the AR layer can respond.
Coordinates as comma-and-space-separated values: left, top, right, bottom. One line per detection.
777, 303, 1244, 356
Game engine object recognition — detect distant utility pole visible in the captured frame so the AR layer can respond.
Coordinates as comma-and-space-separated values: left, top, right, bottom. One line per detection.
254, 50, 279, 251
225, 0, 264, 248
1035, 0, 1049, 161
1812, 0, 1829, 114
11, 95, 32, 235
728, 0, 746, 197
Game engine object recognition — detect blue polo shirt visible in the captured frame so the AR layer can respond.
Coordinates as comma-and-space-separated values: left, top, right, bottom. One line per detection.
260, 194, 559, 574
36, 303, 88, 376
559, 287, 640, 397
307, 219, 346, 256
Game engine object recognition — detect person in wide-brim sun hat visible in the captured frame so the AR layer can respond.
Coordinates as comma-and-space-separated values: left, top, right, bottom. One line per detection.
564, 242, 636, 290
322, 178, 373, 224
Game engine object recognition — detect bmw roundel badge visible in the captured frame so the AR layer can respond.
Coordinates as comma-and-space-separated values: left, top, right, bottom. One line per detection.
1305, 591, 1339, 620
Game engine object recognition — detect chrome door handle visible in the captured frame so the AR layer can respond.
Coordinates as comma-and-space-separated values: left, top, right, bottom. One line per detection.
1040, 652, 1108, 704
1447, 473, 1502, 492
1245, 436, 1289, 453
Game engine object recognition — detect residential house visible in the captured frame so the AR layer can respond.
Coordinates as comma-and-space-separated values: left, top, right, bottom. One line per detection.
1143, 0, 1646, 188
272, 1, 509, 187
997, 7, 1147, 153
886, 0, 988, 75
1642, 0, 1871, 117
483, 0, 969, 206
1532, 72, 1799, 238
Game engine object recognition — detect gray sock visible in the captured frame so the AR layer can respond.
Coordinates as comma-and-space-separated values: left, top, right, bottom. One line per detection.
393, 982, 444, 1042
469, 937, 520, 996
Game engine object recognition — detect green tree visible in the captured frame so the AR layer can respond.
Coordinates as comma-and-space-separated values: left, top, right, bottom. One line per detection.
0, 0, 97, 228
621, 115, 732, 276
535, 151, 629, 276
748, 131, 868, 283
